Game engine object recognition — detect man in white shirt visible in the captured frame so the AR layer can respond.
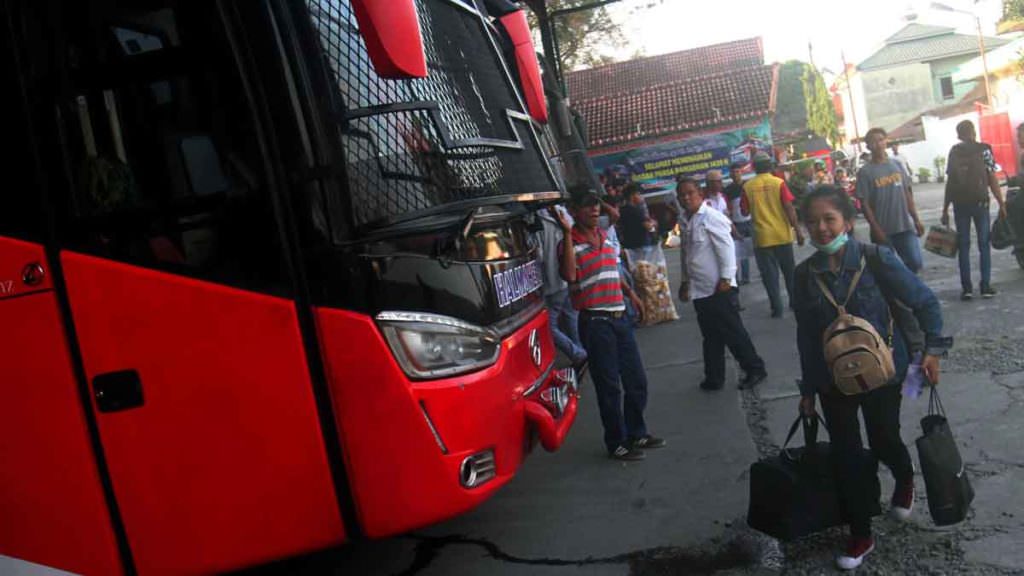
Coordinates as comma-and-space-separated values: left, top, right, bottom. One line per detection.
677, 177, 766, 391
890, 143, 912, 180
703, 169, 730, 215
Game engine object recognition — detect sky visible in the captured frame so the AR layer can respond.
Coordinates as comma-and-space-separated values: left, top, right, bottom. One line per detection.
601, 0, 1006, 81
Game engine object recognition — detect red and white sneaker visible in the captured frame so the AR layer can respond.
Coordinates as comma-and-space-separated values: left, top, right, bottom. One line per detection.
890, 477, 914, 521
836, 536, 875, 570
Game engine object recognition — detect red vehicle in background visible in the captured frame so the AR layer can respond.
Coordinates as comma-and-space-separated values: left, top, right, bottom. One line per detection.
0, 0, 576, 574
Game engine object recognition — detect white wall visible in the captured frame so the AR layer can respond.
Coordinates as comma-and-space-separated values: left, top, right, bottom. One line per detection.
861, 63, 937, 132
897, 111, 981, 180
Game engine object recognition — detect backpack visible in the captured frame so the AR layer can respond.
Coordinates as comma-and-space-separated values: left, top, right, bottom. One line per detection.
814, 255, 895, 395
947, 142, 990, 205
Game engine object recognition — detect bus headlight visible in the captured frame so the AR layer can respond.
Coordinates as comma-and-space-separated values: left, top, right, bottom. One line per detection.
377, 312, 501, 380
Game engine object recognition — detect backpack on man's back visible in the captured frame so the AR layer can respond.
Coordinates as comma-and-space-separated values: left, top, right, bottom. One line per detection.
946, 142, 990, 205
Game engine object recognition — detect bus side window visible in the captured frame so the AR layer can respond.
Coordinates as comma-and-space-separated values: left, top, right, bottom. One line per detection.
52, 2, 288, 296
0, 17, 44, 243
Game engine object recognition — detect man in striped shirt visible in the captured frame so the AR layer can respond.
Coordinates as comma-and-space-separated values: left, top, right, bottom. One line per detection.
557, 188, 665, 461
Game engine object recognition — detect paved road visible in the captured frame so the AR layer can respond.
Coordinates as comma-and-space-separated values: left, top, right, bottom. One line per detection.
251, 183, 1024, 575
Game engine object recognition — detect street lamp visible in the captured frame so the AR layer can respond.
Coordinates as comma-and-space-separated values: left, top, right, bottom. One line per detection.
930, 1, 993, 107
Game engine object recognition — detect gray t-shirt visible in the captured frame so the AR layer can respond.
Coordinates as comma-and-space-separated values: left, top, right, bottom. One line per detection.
856, 159, 914, 235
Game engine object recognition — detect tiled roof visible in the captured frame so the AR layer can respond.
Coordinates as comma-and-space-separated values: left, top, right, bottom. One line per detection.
574, 64, 778, 149
566, 37, 763, 102
858, 26, 1011, 70
565, 38, 775, 150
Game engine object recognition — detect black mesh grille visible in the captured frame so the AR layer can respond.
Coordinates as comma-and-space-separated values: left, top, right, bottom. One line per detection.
305, 0, 557, 230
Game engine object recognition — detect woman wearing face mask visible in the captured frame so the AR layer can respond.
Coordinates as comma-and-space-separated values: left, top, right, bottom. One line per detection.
793, 186, 950, 571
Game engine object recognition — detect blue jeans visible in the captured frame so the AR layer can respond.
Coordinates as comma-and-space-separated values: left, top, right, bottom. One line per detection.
754, 243, 796, 316
734, 221, 753, 284
886, 230, 923, 274
545, 290, 586, 363
954, 202, 992, 291
578, 312, 648, 452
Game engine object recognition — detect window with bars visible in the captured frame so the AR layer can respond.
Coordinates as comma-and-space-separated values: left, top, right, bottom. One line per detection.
303, 0, 556, 233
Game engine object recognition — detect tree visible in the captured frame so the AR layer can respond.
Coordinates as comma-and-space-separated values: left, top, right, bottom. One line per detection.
773, 60, 839, 147
1001, 0, 1024, 33
1003, 0, 1024, 20
528, 0, 629, 72
802, 65, 840, 147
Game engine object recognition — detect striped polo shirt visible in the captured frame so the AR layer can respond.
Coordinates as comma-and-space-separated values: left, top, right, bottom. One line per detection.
562, 226, 625, 312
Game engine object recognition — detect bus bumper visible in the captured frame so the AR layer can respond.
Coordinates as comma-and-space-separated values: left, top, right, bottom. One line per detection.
314, 307, 579, 538
523, 368, 578, 452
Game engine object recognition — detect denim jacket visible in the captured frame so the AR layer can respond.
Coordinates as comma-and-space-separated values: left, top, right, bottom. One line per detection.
794, 240, 950, 397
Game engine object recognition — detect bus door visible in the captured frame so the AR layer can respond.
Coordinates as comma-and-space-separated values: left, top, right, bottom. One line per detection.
0, 9, 125, 574
28, 1, 344, 573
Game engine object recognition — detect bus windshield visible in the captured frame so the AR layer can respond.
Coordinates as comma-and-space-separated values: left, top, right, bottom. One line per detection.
303, 0, 559, 236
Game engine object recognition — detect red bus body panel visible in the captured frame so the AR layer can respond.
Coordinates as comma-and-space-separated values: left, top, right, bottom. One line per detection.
351, 0, 427, 79
0, 238, 124, 576
979, 109, 1016, 177
498, 10, 548, 124
61, 253, 344, 575
315, 307, 566, 538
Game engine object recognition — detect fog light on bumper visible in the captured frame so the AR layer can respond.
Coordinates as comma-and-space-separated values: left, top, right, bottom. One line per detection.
459, 450, 496, 488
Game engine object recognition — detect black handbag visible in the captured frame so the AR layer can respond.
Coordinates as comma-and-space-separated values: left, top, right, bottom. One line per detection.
991, 214, 1016, 250
747, 413, 881, 541
916, 387, 974, 525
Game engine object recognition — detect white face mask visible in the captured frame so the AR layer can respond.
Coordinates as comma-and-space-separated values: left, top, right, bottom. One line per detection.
811, 232, 849, 255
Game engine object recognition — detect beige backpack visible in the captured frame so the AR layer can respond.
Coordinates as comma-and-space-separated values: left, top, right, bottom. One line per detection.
814, 257, 895, 395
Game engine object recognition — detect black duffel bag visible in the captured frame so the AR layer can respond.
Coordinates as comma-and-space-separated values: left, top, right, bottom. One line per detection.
747, 413, 881, 541
916, 387, 974, 525
991, 214, 1016, 250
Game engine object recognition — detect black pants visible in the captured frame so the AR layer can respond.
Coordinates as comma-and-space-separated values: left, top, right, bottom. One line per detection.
692, 289, 765, 384
820, 384, 914, 538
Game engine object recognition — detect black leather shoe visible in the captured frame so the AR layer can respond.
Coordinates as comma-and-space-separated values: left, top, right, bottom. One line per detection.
739, 371, 767, 389
699, 379, 724, 391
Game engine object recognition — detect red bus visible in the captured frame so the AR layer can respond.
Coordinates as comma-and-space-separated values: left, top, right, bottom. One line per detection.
0, 0, 577, 574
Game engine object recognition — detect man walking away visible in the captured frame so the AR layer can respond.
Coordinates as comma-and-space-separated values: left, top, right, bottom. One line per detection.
725, 163, 753, 285
941, 120, 1007, 300
558, 188, 666, 461
890, 143, 912, 180
744, 153, 805, 318
618, 183, 657, 255
856, 127, 925, 273
677, 177, 766, 391
535, 205, 587, 369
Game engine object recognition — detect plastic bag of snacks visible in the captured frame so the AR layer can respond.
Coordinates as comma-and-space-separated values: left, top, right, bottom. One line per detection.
626, 246, 678, 326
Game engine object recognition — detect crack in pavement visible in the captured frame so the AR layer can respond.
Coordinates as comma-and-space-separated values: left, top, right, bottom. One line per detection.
393, 532, 760, 576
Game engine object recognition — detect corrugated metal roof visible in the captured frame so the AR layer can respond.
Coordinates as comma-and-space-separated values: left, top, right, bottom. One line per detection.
885, 23, 955, 43
858, 26, 1011, 71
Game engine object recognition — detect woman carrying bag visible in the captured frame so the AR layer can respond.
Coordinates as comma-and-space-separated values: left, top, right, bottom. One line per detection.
792, 186, 951, 570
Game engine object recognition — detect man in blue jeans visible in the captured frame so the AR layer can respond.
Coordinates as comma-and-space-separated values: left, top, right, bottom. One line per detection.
557, 188, 665, 461
941, 120, 1007, 300
857, 127, 925, 273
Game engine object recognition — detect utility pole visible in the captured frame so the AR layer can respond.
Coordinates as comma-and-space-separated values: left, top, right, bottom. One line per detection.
974, 14, 993, 107
841, 51, 862, 157
929, 2, 993, 108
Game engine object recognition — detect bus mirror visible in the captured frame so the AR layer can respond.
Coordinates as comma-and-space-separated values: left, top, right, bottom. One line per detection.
351, 0, 427, 79
497, 9, 548, 124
